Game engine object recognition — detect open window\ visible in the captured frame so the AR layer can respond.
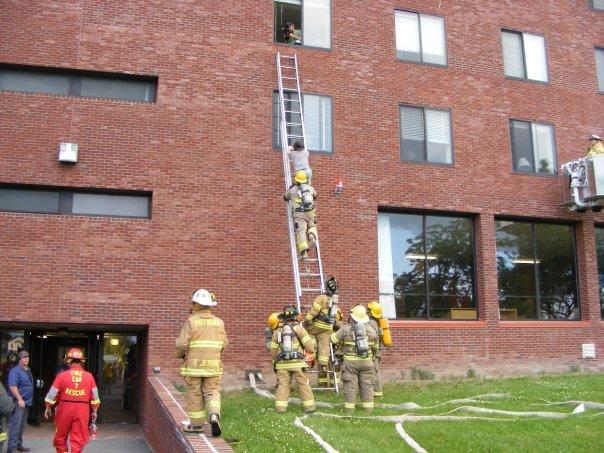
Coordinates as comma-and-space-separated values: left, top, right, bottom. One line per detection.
273, 0, 331, 49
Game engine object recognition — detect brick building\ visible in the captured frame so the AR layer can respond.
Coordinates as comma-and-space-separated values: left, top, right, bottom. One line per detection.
1, 0, 603, 445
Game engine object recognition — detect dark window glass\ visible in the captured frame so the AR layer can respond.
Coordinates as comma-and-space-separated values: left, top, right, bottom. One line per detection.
0, 65, 157, 103
400, 106, 452, 164
510, 120, 555, 174
0, 189, 60, 214
595, 227, 604, 319
0, 187, 150, 219
496, 220, 578, 320
378, 212, 476, 320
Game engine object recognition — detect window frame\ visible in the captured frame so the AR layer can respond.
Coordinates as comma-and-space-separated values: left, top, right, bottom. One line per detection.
399, 104, 454, 165
589, 0, 604, 11
394, 9, 448, 67
509, 118, 557, 176
495, 218, 580, 321
0, 64, 158, 103
0, 185, 152, 219
273, 0, 332, 51
595, 46, 604, 93
501, 29, 549, 83
272, 90, 334, 154
377, 210, 478, 320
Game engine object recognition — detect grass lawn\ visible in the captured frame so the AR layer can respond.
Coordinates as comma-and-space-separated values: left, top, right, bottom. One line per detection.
220, 372, 604, 452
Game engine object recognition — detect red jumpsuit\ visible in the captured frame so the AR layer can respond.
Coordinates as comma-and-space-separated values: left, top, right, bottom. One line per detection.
44, 364, 101, 453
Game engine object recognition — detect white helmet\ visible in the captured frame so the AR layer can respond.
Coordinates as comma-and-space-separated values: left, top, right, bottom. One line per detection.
190, 288, 217, 306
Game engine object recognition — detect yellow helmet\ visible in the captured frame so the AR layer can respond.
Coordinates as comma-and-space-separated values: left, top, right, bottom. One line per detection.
367, 300, 382, 319
267, 312, 280, 330
294, 170, 308, 184
350, 304, 369, 324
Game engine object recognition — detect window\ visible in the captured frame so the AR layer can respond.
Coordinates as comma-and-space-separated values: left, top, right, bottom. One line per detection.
273, 0, 331, 49
596, 227, 604, 319
596, 47, 604, 92
496, 220, 579, 320
395, 11, 446, 65
0, 187, 151, 218
501, 30, 548, 82
510, 119, 555, 174
0, 65, 157, 102
273, 91, 333, 153
400, 105, 452, 164
378, 212, 476, 320
590, 0, 604, 10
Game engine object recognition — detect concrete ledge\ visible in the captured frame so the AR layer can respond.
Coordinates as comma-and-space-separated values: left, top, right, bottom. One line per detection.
147, 376, 233, 453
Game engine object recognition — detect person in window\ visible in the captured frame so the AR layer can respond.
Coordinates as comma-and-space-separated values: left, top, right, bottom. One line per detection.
586, 134, 604, 157
283, 21, 301, 45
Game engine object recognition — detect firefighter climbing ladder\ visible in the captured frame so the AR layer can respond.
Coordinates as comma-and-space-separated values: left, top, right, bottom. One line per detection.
276, 52, 338, 393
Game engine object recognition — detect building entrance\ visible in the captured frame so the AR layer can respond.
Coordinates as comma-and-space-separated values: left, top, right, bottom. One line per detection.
0, 327, 142, 426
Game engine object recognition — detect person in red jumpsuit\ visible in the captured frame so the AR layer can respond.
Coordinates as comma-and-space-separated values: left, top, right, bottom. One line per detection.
44, 348, 101, 453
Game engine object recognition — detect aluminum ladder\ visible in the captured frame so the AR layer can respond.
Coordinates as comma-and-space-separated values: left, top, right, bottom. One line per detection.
276, 52, 338, 393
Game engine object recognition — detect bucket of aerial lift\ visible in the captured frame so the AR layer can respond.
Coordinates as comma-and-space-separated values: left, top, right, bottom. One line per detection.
561, 155, 604, 212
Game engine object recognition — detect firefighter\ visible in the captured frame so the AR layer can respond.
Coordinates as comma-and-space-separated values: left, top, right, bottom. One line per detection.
331, 305, 379, 412
43, 348, 101, 453
367, 300, 392, 397
265, 312, 282, 350
270, 305, 316, 413
284, 170, 317, 259
0, 381, 14, 451
304, 276, 339, 387
587, 134, 604, 157
175, 289, 228, 437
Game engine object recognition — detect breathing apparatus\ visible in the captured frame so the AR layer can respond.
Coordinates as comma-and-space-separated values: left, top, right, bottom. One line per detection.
264, 327, 273, 351
367, 300, 392, 347
352, 322, 369, 358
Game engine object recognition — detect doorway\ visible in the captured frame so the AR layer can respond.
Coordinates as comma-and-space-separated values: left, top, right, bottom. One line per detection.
0, 327, 142, 426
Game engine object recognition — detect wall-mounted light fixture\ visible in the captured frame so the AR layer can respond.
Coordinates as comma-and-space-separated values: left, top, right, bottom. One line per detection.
110, 338, 119, 346
58, 142, 78, 163
334, 178, 344, 195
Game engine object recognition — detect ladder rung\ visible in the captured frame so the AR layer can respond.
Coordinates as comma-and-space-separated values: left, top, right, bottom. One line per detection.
286, 123, 303, 127
284, 99, 300, 102
280, 66, 296, 69
280, 55, 296, 59
288, 134, 304, 138
281, 76, 297, 80
301, 288, 322, 292
284, 110, 301, 114
299, 273, 321, 277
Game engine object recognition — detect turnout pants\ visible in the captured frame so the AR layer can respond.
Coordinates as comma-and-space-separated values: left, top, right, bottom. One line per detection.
341, 360, 375, 412
373, 355, 383, 396
306, 326, 332, 386
293, 211, 316, 252
53, 401, 90, 453
185, 376, 221, 425
275, 369, 315, 413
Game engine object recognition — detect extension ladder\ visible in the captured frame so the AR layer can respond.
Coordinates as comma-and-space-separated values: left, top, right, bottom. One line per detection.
276, 52, 338, 394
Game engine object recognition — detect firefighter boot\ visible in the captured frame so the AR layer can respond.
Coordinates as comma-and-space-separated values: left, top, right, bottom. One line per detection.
210, 413, 221, 437
184, 424, 205, 434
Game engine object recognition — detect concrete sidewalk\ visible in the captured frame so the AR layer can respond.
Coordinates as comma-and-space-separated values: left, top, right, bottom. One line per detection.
13, 422, 151, 453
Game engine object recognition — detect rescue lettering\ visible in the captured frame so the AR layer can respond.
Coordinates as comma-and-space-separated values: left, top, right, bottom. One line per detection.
65, 388, 86, 397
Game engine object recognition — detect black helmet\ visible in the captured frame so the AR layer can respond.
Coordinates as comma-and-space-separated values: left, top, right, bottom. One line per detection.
325, 276, 338, 295
279, 305, 298, 321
